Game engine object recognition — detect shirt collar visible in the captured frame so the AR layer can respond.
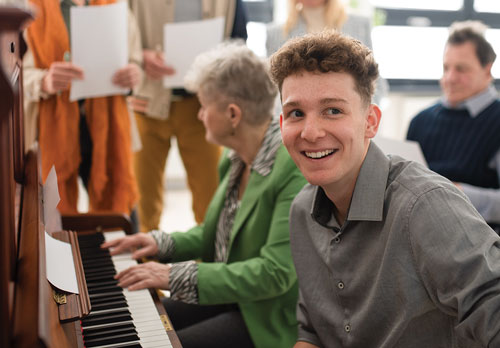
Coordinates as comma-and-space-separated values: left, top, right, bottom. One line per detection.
441, 85, 498, 117
310, 141, 389, 227
227, 118, 282, 177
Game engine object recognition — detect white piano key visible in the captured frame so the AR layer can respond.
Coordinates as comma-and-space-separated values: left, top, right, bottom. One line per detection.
141, 342, 173, 348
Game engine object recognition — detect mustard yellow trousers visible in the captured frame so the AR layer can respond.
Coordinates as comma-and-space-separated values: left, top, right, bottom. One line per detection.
133, 96, 220, 232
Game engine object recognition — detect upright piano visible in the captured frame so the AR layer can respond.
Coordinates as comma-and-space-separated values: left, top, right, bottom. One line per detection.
0, 5, 181, 348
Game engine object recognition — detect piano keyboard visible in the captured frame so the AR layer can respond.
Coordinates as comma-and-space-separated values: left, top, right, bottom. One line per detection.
78, 231, 173, 348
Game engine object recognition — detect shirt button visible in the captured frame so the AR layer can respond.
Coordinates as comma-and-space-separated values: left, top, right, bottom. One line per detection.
344, 324, 351, 333
337, 281, 344, 290
334, 237, 341, 244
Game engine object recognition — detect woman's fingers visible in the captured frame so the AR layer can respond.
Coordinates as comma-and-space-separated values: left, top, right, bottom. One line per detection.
115, 262, 171, 290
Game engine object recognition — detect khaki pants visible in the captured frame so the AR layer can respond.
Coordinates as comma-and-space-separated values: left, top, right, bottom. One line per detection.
133, 96, 220, 232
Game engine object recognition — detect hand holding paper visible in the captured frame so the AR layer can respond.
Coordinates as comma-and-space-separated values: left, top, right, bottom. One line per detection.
143, 48, 175, 80
42, 61, 84, 95
163, 17, 225, 88
112, 62, 142, 89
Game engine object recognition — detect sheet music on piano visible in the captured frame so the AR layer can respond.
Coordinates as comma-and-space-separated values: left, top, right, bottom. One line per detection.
43, 166, 81, 295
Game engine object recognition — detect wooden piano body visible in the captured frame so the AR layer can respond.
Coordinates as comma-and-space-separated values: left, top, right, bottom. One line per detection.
0, 5, 181, 347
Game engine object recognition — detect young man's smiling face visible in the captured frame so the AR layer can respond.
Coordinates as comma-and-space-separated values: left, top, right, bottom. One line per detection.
280, 70, 380, 196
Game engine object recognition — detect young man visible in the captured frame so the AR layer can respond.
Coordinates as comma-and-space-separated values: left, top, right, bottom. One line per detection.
407, 21, 500, 233
271, 30, 500, 347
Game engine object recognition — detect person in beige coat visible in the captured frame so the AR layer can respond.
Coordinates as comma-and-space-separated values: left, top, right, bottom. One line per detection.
128, 0, 248, 232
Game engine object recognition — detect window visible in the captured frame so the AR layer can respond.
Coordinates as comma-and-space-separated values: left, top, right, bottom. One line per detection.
474, 0, 500, 13
242, 0, 274, 23
370, 0, 462, 11
371, 0, 500, 91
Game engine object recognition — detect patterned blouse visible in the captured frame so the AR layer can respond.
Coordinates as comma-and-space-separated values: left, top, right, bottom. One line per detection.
150, 119, 282, 303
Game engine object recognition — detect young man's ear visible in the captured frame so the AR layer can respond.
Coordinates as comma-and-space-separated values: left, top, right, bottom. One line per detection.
279, 114, 283, 131
365, 104, 381, 139
227, 103, 242, 128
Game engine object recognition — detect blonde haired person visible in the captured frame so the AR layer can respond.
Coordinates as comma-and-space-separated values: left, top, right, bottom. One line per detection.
266, 0, 387, 105
283, 0, 347, 35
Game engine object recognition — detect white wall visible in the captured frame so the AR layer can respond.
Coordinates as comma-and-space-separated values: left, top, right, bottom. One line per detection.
378, 92, 440, 140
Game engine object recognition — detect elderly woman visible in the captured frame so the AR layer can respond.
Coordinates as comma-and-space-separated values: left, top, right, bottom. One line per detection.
102, 42, 307, 348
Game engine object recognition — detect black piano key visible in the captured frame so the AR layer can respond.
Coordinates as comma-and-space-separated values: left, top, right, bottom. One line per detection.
89, 291, 124, 300
81, 319, 135, 333
85, 270, 118, 283
88, 284, 123, 295
83, 263, 116, 274
83, 322, 136, 337
84, 308, 130, 319
83, 333, 140, 348
87, 277, 117, 285
91, 300, 128, 311
81, 312, 133, 327
90, 294, 126, 305
83, 260, 115, 269
82, 255, 112, 263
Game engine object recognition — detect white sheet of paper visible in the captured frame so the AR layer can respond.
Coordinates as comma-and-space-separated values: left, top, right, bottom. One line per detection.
373, 136, 428, 167
70, 1, 129, 101
45, 232, 79, 294
163, 17, 225, 88
42, 166, 62, 233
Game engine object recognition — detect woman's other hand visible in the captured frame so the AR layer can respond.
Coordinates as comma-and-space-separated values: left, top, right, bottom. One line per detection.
112, 63, 142, 88
142, 49, 175, 79
115, 261, 171, 291
101, 233, 159, 260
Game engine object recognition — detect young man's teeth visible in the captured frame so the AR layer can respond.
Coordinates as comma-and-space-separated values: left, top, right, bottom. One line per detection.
305, 150, 334, 158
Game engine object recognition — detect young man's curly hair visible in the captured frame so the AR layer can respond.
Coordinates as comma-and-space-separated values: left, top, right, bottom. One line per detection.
269, 30, 379, 105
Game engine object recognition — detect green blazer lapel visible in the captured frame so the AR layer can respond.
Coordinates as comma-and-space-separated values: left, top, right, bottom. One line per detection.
227, 172, 268, 254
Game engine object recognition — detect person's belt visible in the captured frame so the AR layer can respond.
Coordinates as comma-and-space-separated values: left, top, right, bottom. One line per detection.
171, 88, 194, 101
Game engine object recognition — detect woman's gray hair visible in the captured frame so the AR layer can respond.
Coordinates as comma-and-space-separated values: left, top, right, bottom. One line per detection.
184, 40, 277, 125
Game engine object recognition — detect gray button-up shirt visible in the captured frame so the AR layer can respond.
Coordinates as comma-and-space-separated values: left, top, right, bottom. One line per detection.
290, 142, 500, 348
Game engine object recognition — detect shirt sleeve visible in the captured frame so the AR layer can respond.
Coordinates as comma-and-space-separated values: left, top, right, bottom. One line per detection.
169, 261, 199, 304
408, 186, 500, 346
23, 40, 50, 102
150, 230, 176, 262
460, 148, 500, 225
